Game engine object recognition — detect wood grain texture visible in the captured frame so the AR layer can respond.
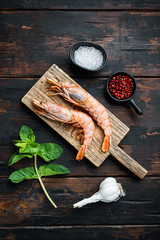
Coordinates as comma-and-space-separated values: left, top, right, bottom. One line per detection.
22, 64, 129, 166
0, 177, 160, 226
0, 2, 160, 238
21, 64, 147, 178
0, 11, 160, 77
0, 225, 160, 240
0, 77, 159, 177
0, 0, 160, 10
110, 145, 147, 179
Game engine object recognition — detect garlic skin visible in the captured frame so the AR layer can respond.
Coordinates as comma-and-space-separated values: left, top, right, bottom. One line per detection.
73, 177, 125, 208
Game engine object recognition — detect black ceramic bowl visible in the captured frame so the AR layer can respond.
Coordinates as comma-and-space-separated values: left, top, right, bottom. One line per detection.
106, 71, 143, 115
70, 41, 107, 72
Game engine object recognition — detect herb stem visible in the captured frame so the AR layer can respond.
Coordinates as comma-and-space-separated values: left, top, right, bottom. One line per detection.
34, 154, 57, 208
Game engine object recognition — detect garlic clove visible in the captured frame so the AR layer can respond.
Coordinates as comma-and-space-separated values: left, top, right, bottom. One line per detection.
73, 177, 125, 208
99, 177, 117, 189
118, 183, 126, 197
73, 191, 101, 208
100, 191, 121, 203
99, 178, 125, 203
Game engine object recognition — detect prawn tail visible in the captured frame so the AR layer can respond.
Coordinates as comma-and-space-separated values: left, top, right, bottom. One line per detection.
76, 145, 87, 161
102, 136, 111, 152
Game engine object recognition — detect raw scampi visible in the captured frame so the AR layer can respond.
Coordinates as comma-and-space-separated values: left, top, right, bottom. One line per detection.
47, 78, 112, 153
73, 177, 125, 208
32, 100, 95, 160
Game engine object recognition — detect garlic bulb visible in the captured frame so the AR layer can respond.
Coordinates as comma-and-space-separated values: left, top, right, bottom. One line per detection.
73, 177, 125, 208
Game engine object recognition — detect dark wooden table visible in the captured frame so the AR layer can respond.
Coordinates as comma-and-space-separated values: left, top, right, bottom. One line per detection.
0, 1, 160, 239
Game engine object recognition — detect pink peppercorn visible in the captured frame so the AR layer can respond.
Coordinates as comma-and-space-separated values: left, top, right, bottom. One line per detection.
108, 74, 134, 100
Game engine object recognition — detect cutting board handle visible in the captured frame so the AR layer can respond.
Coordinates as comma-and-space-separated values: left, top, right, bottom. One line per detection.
109, 145, 148, 179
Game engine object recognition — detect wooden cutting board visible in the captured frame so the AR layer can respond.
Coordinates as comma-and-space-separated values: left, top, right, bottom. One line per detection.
22, 64, 147, 179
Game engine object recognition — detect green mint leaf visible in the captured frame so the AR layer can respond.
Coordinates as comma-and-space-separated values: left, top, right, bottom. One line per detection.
14, 140, 26, 143
38, 143, 63, 162
9, 164, 69, 183
19, 144, 27, 153
29, 142, 39, 148
19, 125, 35, 142
14, 141, 27, 148
9, 167, 37, 183
8, 150, 33, 166
19, 142, 39, 154
38, 163, 70, 177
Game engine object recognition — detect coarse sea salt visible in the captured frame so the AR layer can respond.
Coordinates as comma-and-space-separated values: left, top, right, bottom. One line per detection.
74, 46, 103, 70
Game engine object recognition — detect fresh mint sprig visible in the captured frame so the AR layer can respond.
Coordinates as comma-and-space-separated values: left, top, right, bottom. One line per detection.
8, 125, 69, 208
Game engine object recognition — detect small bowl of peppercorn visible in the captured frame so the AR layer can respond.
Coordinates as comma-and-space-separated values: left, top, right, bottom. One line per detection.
106, 71, 143, 115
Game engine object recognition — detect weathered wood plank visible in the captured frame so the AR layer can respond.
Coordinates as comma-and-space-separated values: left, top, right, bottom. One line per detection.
0, 11, 160, 77
0, 77, 159, 177
0, 177, 160, 226
21, 64, 130, 167
0, 78, 159, 127
0, 0, 160, 10
0, 225, 160, 240
21, 64, 148, 178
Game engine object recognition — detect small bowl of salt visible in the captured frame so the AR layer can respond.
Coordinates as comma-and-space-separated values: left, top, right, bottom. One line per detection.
70, 41, 107, 72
